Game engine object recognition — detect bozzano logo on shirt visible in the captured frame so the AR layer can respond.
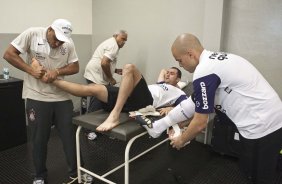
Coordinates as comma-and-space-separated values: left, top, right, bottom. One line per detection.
200, 82, 209, 109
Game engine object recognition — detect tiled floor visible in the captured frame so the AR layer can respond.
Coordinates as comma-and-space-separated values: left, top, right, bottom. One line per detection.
0, 127, 281, 184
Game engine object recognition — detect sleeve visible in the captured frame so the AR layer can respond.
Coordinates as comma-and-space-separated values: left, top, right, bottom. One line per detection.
174, 95, 188, 106
193, 73, 221, 113
104, 43, 119, 61
67, 39, 79, 64
11, 28, 32, 54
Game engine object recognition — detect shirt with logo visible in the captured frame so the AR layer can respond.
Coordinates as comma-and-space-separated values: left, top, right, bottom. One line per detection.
193, 49, 282, 139
148, 82, 187, 109
11, 27, 79, 102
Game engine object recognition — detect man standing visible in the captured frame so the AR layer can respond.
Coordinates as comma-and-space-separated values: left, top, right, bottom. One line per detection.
84, 30, 127, 86
82, 30, 127, 141
83, 30, 127, 112
170, 33, 282, 184
3, 19, 79, 184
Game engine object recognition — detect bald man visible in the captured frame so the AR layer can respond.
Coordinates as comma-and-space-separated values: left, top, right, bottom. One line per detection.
169, 33, 282, 184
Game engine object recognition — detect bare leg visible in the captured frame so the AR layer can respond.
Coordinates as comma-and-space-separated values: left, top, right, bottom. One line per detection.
32, 58, 109, 102
96, 64, 142, 131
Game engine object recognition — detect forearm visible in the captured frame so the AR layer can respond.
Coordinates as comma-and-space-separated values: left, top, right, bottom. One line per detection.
101, 64, 113, 80
157, 69, 167, 82
181, 114, 207, 142
101, 57, 117, 85
178, 120, 191, 128
56, 61, 79, 76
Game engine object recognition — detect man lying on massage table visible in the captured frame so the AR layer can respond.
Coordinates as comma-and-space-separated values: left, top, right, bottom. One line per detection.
32, 59, 188, 132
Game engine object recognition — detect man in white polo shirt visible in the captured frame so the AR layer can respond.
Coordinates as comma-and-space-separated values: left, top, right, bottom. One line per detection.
3, 19, 79, 184
84, 30, 127, 86
169, 33, 282, 184
83, 30, 127, 112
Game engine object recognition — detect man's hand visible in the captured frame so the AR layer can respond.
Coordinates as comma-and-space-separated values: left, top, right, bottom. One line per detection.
31, 58, 46, 79
158, 106, 173, 116
115, 68, 123, 75
169, 135, 187, 150
42, 70, 59, 83
109, 78, 117, 86
31, 58, 58, 83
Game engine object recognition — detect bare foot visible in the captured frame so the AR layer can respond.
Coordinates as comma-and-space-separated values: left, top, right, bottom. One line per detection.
96, 114, 120, 131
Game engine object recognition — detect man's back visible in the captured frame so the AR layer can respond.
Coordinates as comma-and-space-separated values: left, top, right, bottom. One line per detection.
193, 50, 282, 139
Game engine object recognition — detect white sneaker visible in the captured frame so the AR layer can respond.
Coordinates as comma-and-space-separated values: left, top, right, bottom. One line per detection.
82, 173, 94, 184
87, 132, 97, 140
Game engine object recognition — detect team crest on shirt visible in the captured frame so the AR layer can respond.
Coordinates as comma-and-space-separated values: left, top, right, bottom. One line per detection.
158, 83, 169, 91
28, 109, 36, 122
196, 101, 200, 108
60, 46, 67, 55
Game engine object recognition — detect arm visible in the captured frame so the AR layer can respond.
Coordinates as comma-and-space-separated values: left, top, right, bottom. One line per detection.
101, 56, 116, 85
170, 112, 208, 149
158, 106, 174, 116
56, 61, 79, 76
44, 61, 79, 83
3, 44, 46, 78
157, 69, 168, 83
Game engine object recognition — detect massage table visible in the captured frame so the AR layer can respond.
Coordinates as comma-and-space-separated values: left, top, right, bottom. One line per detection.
72, 83, 198, 184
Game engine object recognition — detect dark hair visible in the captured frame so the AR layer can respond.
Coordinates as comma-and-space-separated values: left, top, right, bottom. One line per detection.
171, 67, 182, 79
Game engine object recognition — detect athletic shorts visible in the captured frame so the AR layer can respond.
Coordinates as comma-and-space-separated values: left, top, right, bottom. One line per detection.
102, 77, 153, 112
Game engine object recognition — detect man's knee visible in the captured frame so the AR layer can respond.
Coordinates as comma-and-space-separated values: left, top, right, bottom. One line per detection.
123, 64, 137, 74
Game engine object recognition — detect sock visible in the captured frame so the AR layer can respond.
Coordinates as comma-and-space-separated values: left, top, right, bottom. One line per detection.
150, 97, 195, 136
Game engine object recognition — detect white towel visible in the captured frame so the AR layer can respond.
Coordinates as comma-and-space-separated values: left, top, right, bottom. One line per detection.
129, 105, 160, 117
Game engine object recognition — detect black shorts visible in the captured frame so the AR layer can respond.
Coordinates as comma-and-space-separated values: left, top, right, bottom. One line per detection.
102, 77, 153, 112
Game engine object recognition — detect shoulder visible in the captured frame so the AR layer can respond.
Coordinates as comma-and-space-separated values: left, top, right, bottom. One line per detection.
99, 37, 118, 50
102, 37, 116, 45
19, 27, 45, 37
194, 50, 226, 80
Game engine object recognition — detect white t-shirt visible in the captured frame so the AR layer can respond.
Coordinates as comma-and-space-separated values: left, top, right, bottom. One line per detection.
193, 49, 282, 139
84, 37, 119, 84
148, 83, 187, 108
11, 27, 79, 102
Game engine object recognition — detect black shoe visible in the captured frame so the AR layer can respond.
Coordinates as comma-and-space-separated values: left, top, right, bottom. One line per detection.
62, 176, 78, 184
136, 115, 161, 128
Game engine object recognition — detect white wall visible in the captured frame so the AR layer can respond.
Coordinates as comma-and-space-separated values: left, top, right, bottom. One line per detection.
2, 0, 280, 111
0, 0, 92, 34
0, 0, 93, 110
221, 0, 282, 97
92, 0, 223, 84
